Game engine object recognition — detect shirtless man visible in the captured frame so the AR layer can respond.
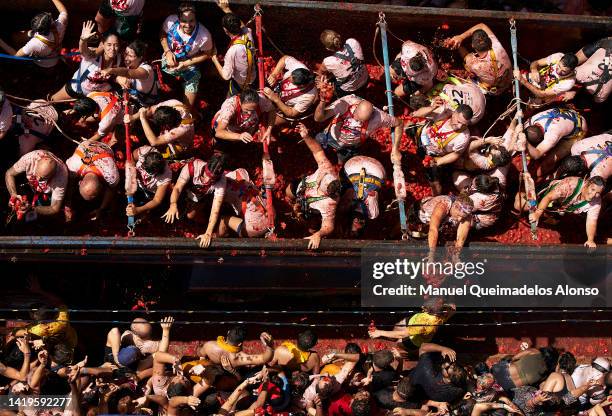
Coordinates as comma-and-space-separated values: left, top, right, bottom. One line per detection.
443, 23, 512, 96
516, 52, 578, 105
198, 326, 274, 369
575, 37, 612, 103
270, 329, 320, 374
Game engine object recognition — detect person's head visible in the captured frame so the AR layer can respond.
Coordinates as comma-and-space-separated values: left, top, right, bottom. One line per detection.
473, 174, 499, 194
450, 194, 475, 221
291, 68, 314, 86
166, 376, 190, 398
125, 40, 146, 69
79, 173, 102, 201
473, 362, 490, 377
396, 376, 414, 401
443, 362, 468, 389
73, 98, 98, 119
452, 398, 476, 416
297, 329, 318, 351
320, 30, 343, 51
557, 352, 577, 374
372, 350, 394, 371
557, 53, 579, 77
34, 156, 57, 184
152, 106, 182, 132
471, 29, 492, 53
221, 13, 242, 36
409, 94, 431, 110
525, 125, 545, 145
315, 375, 335, 399
582, 176, 605, 202
489, 145, 512, 168
409, 54, 426, 72
291, 372, 311, 397
202, 153, 227, 186
142, 150, 165, 176
557, 155, 587, 179
101, 32, 120, 60
345, 342, 362, 355
116, 393, 136, 414
349, 211, 367, 238
177, 2, 198, 35
239, 88, 260, 113
422, 297, 445, 315
50, 343, 73, 366
325, 179, 342, 201
390, 58, 405, 82
117, 346, 142, 367
539, 347, 560, 374
350, 390, 371, 416
354, 100, 374, 123
31, 12, 53, 35
450, 104, 473, 131
226, 326, 246, 346
130, 317, 153, 339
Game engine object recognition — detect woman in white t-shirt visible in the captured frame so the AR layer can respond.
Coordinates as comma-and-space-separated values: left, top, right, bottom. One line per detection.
101, 39, 158, 106
126, 146, 171, 218
0, 0, 67, 68
319, 30, 369, 97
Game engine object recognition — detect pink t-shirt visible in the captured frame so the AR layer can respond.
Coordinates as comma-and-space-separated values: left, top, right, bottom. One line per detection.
278, 56, 317, 113
214, 94, 275, 135
134, 146, 172, 194
66, 141, 119, 188
440, 81, 486, 125
150, 99, 195, 147
325, 95, 396, 147
222, 28, 256, 86
571, 133, 611, 180
343, 155, 386, 219
21, 12, 67, 68
297, 158, 338, 223
12, 150, 68, 203
224, 169, 268, 237
87, 92, 123, 137
545, 177, 601, 223
178, 159, 226, 202
420, 115, 471, 156
464, 34, 512, 95
400, 40, 438, 89
323, 38, 368, 92
526, 108, 587, 156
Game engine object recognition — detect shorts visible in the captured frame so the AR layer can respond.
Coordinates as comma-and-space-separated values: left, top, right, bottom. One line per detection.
64, 81, 84, 99
103, 345, 114, 364
315, 131, 358, 163
162, 57, 201, 94
98, 0, 140, 41
491, 359, 516, 392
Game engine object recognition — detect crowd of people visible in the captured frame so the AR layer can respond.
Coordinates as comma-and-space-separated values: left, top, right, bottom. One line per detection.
0, 301, 611, 415
0, 0, 609, 253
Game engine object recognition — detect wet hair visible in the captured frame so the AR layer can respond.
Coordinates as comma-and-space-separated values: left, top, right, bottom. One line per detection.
560, 53, 578, 70
409, 54, 426, 72
142, 150, 165, 176
539, 347, 560, 374
351, 397, 371, 416
449, 365, 469, 389
178, 2, 197, 16
391, 58, 405, 78
31, 12, 53, 35
206, 153, 227, 178
200, 392, 221, 414
456, 104, 474, 120
320, 30, 343, 51
326, 179, 342, 200
316, 378, 335, 399
409, 94, 430, 110
422, 297, 444, 315
127, 39, 147, 58
73, 98, 98, 117
221, 13, 242, 35
292, 68, 314, 86
558, 352, 577, 374
297, 329, 318, 351
226, 326, 246, 345
152, 106, 182, 131
588, 175, 605, 188
452, 398, 476, 416
473, 362, 490, 376
373, 350, 394, 370
396, 376, 414, 399
50, 343, 73, 366
556, 155, 587, 179
291, 372, 311, 395
525, 125, 544, 145
471, 29, 492, 52
240, 88, 260, 104
491, 145, 512, 167
345, 342, 361, 354
166, 381, 189, 398
474, 174, 499, 194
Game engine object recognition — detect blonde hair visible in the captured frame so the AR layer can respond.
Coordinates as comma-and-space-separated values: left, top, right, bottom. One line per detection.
320, 30, 343, 51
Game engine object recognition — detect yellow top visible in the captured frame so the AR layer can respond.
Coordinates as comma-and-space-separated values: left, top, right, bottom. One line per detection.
28, 306, 77, 349
321, 363, 341, 376
406, 312, 446, 347
217, 336, 241, 353
281, 341, 310, 364
182, 359, 212, 384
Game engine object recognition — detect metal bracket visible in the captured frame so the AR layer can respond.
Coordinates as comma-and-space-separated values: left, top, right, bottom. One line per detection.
378, 11, 386, 24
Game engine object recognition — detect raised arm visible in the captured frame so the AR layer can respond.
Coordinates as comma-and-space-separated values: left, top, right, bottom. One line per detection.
232, 332, 274, 367
296, 123, 329, 167
313, 99, 337, 122
418, 343, 456, 361
51, 0, 68, 15
79, 21, 98, 61
158, 316, 174, 353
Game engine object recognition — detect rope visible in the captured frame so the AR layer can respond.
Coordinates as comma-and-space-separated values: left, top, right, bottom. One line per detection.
6, 94, 75, 106
0, 52, 80, 62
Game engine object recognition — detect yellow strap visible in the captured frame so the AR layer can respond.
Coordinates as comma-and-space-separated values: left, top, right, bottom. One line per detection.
357, 168, 366, 199
438, 91, 458, 110
489, 48, 498, 80
217, 336, 241, 353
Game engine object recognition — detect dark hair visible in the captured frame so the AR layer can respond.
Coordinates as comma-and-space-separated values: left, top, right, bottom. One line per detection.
560, 53, 578, 70
152, 106, 182, 131
471, 29, 492, 52
127, 39, 147, 58
297, 329, 318, 351
410, 94, 430, 110
474, 174, 499, 194
326, 179, 342, 200
539, 347, 560, 374
316, 378, 335, 399
222, 13, 242, 35
291, 372, 311, 395
373, 350, 394, 370
525, 125, 544, 145
345, 342, 361, 354
422, 297, 444, 315
473, 362, 490, 376
226, 326, 246, 345
101, 31, 119, 43
206, 153, 227, 178
452, 398, 476, 416
588, 175, 605, 188
292, 68, 314, 86
391, 58, 405, 78
409, 54, 426, 72
456, 104, 473, 120
240, 88, 260, 104
178, 2, 197, 16
166, 380, 189, 398
558, 352, 577, 374
396, 376, 414, 399
31, 12, 53, 35
491, 145, 512, 167
449, 364, 469, 389
143, 151, 165, 176
200, 392, 221, 414
557, 155, 587, 179
351, 398, 371, 416
51, 343, 73, 366
73, 98, 98, 117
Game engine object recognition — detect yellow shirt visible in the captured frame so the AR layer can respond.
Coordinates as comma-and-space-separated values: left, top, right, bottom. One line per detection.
28, 307, 77, 349
405, 312, 446, 347
281, 341, 310, 364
